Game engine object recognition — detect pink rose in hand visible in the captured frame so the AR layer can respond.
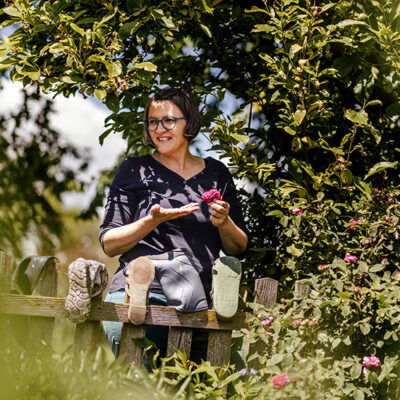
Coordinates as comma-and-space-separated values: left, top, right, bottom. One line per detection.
272, 373, 290, 389
202, 189, 222, 204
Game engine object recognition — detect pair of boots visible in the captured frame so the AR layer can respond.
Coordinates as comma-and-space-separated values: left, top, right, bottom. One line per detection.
124, 252, 242, 324
64, 252, 241, 324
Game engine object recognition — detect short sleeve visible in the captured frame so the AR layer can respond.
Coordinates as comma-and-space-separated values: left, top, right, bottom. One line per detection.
99, 158, 139, 248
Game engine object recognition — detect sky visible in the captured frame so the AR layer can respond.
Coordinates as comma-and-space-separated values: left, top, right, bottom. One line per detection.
0, 77, 126, 209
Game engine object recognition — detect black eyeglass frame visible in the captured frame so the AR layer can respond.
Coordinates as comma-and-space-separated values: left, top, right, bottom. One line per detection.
144, 116, 186, 131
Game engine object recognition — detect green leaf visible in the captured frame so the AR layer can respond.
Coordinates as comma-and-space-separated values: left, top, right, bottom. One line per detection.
360, 323, 371, 335
105, 93, 120, 113
385, 101, 400, 116
70, 22, 85, 36
99, 128, 112, 145
231, 132, 249, 144
365, 99, 382, 107
286, 244, 303, 257
334, 56, 357, 76
199, 23, 212, 38
337, 19, 368, 28
119, 21, 141, 40
289, 44, 302, 58
132, 62, 157, 72
350, 363, 362, 379
340, 169, 353, 185
259, 53, 275, 64
294, 109, 306, 126
200, 0, 214, 13
267, 354, 284, 366
369, 264, 385, 272
2, 6, 21, 17
252, 24, 275, 33
267, 210, 283, 217
365, 161, 398, 179
344, 109, 368, 124
332, 338, 341, 349
161, 17, 176, 29
106, 61, 122, 77
353, 389, 365, 400
94, 88, 106, 101
284, 126, 297, 135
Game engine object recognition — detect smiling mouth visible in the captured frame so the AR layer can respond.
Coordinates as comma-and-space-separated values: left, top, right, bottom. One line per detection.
157, 137, 172, 142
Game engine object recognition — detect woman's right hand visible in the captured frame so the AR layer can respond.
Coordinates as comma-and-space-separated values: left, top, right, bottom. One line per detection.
149, 203, 199, 223
103, 202, 200, 257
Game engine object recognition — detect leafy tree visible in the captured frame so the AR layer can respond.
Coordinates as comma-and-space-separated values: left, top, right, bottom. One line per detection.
0, 81, 92, 257
2, 1, 400, 397
1, 0, 399, 279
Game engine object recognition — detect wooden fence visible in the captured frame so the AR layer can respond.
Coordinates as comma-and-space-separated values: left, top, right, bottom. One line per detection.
0, 251, 306, 366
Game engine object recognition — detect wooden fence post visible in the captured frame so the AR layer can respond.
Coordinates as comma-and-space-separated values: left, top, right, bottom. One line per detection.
73, 295, 104, 358
28, 257, 59, 347
0, 252, 16, 348
207, 330, 232, 367
295, 280, 311, 299
120, 324, 146, 365
254, 277, 279, 307
248, 277, 279, 370
0, 251, 15, 293
167, 327, 193, 357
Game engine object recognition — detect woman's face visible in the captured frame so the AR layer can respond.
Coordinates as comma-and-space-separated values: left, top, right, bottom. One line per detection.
147, 100, 188, 155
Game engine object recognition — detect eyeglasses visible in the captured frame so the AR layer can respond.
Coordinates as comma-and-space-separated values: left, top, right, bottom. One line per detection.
144, 116, 186, 131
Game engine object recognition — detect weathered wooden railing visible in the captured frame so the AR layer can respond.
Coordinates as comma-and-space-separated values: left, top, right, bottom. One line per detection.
0, 251, 309, 366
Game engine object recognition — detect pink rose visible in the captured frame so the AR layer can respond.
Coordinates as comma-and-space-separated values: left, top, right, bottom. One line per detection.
261, 317, 274, 327
346, 218, 362, 232
385, 215, 392, 222
353, 286, 362, 293
272, 373, 290, 389
201, 189, 222, 204
318, 264, 328, 271
362, 356, 381, 370
292, 208, 303, 215
293, 319, 301, 326
344, 254, 359, 263
309, 320, 316, 326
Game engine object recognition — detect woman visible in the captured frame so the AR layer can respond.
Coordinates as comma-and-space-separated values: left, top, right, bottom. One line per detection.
101, 87, 249, 361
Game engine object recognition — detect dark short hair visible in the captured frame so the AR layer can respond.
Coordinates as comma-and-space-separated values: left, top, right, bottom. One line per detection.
143, 87, 202, 146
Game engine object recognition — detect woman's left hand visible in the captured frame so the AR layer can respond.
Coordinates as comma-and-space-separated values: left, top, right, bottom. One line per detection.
209, 199, 230, 227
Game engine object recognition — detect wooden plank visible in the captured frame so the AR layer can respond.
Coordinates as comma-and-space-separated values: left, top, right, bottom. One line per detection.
207, 330, 232, 366
28, 258, 58, 346
295, 280, 311, 299
0, 294, 246, 330
167, 327, 193, 357
254, 277, 278, 307
74, 320, 103, 356
0, 251, 15, 292
73, 296, 103, 356
120, 324, 146, 365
